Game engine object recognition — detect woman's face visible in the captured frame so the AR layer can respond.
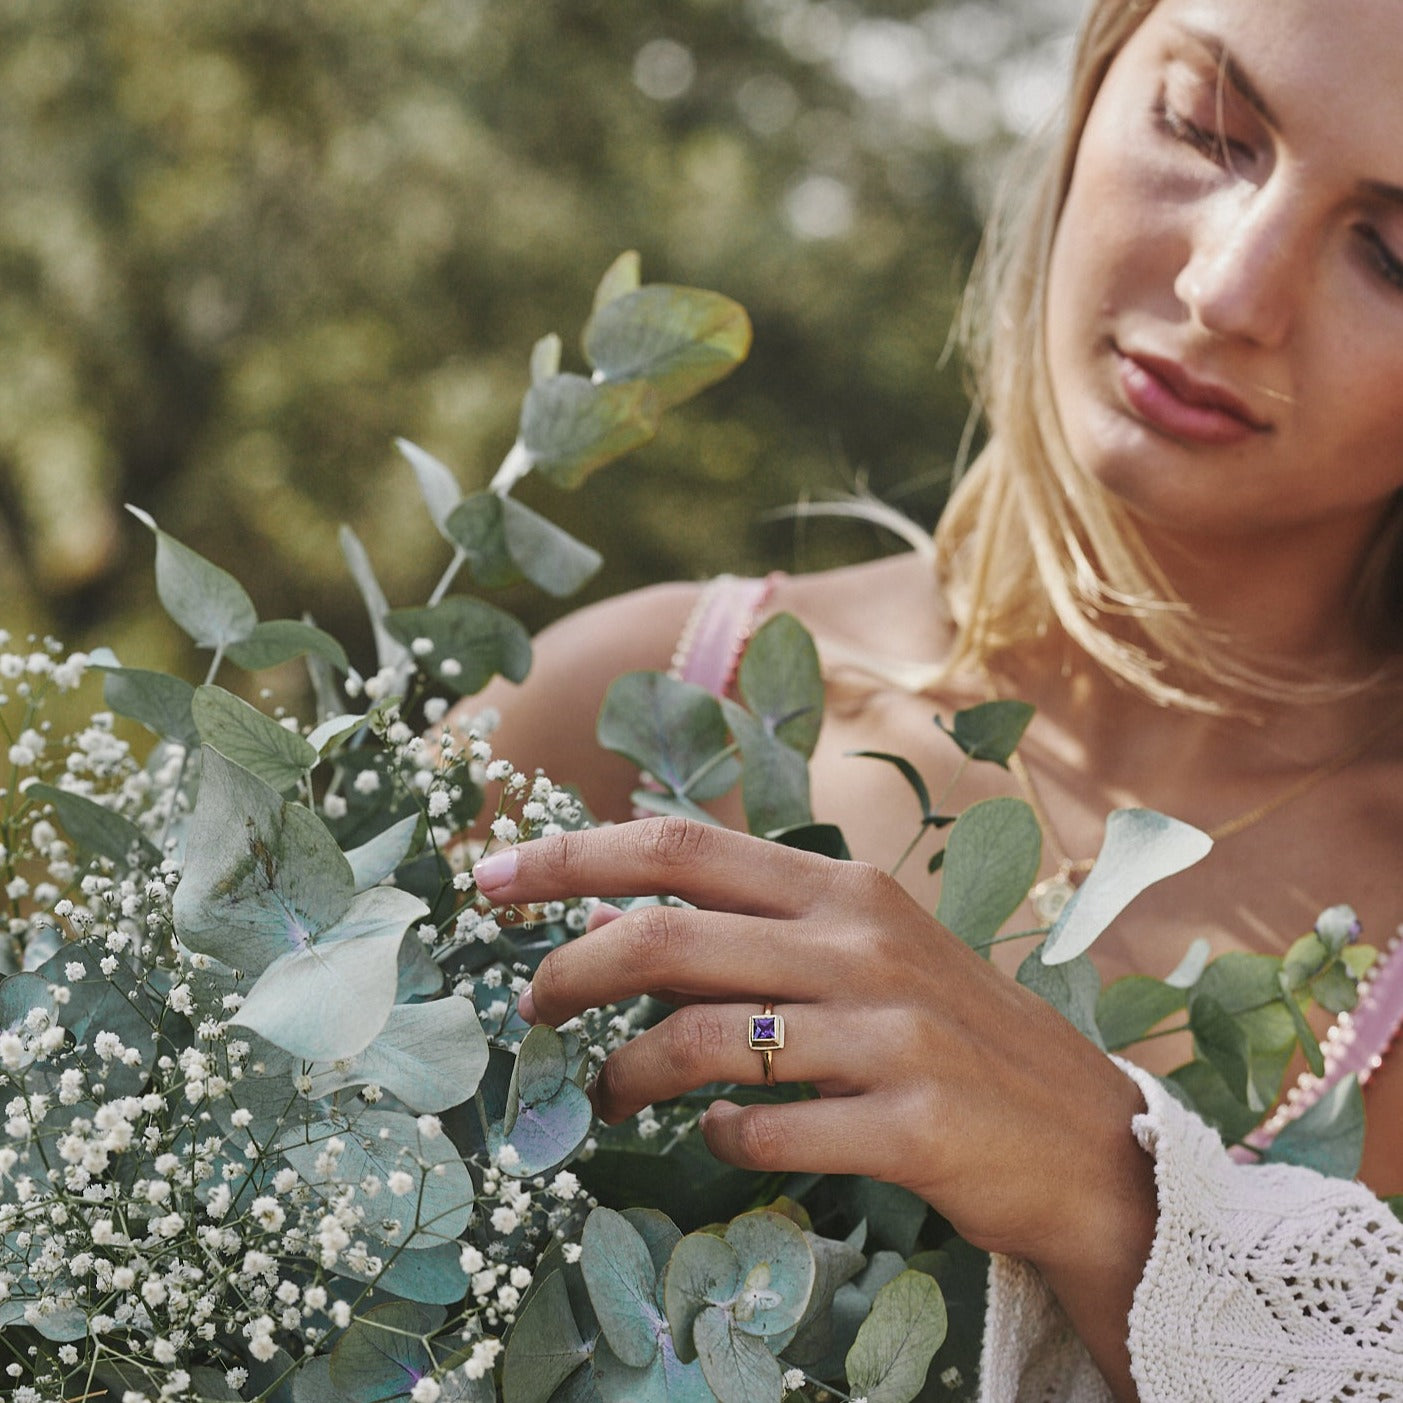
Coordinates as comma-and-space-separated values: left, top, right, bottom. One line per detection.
1045, 0, 1403, 551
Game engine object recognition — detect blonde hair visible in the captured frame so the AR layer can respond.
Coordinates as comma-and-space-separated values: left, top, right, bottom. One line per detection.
935, 0, 1403, 710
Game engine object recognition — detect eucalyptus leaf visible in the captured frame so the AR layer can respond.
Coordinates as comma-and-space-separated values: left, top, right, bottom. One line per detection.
1165, 1060, 1261, 1145
594, 1335, 716, 1403
230, 886, 424, 1062
592, 250, 642, 313
328, 1300, 445, 1396
583, 284, 753, 411
849, 750, 932, 822
1017, 943, 1105, 1049
192, 685, 319, 791
127, 504, 258, 651
445, 492, 603, 599
722, 700, 812, 837
935, 798, 1041, 950
26, 783, 158, 867
396, 437, 463, 533
1188, 993, 1258, 1110
520, 374, 661, 489
934, 700, 1035, 769
1096, 976, 1187, 1052
1164, 936, 1212, 989
97, 664, 200, 748
503, 1268, 592, 1403
599, 672, 739, 801
531, 333, 563, 385
844, 1270, 947, 1403
663, 1229, 741, 1364
1276, 971, 1326, 1078
384, 597, 532, 695
733, 613, 823, 759
627, 788, 724, 826
0, 972, 55, 1034
1042, 810, 1213, 965
227, 619, 350, 674
284, 1111, 474, 1249
174, 747, 356, 976
290, 1358, 349, 1403
723, 1209, 815, 1338
498, 1025, 594, 1175
769, 822, 852, 861
581, 1207, 666, 1369
331, 1238, 471, 1307
309, 712, 370, 755
692, 1306, 783, 1403
1264, 1075, 1365, 1179
38, 944, 157, 1096
306, 997, 489, 1111
340, 523, 411, 674
344, 813, 421, 892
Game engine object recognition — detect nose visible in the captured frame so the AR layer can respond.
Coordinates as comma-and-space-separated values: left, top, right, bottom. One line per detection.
1173, 184, 1305, 347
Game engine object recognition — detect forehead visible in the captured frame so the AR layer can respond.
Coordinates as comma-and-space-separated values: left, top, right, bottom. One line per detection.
1124, 0, 1403, 148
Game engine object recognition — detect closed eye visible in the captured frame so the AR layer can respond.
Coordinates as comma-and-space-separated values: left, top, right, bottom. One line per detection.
1357, 226, 1403, 292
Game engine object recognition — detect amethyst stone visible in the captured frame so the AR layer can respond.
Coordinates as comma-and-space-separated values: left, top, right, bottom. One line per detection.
749, 1014, 782, 1048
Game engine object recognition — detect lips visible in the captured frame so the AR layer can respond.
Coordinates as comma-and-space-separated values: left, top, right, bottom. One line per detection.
1115, 348, 1272, 446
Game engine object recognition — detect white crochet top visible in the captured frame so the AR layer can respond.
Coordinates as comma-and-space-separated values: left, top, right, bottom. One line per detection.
979, 1061, 1403, 1402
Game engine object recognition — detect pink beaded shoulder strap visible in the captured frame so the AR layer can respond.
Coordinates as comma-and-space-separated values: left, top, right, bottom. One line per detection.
1233, 926, 1403, 1160
668, 573, 784, 696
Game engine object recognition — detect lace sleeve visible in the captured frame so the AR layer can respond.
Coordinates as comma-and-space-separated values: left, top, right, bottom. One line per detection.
979, 1060, 1403, 1403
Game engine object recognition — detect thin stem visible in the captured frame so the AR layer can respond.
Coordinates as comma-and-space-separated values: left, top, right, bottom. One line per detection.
488, 439, 533, 496
969, 924, 1050, 950
427, 547, 467, 608
890, 753, 969, 879
1131, 1021, 1191, 1042
679, 742, 741, 800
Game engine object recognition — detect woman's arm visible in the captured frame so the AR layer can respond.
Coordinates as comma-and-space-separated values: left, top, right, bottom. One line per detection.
472, 819, 1403, 1403
445, 581, 702, 828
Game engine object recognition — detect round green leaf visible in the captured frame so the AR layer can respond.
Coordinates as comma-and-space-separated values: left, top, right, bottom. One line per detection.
598, 671, 739, 801
520, 374, 661, 488
328, 1301, 444, 1396
934, 700, 1034, 768
664, 1230, 741, 1364
723, 1209, 815, 1338
1096, 976, 1187, 1052
384, 597, 532, 695
306, 997, 490, 1112
692, 1305, 783, 1403
737, 613, 824, 758
283, 1110, 474, 1250
1264, 1075, 1365, 1179
503, 1269, 591, 1403
581, 1206, 666, 1368
98, 663, 200, 748
844, 1269, 948, 1403
1018, 943, 1105, 1049
26, 783, 158, 868
583, 284, 753, 410
935, 797, 1042, 950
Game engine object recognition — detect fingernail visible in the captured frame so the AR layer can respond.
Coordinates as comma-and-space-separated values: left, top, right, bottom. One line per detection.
586, 902, 625, 932
517, 984, 536, 1023
473, 848, 518, 892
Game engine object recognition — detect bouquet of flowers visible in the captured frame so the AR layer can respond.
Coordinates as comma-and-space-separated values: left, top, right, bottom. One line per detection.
0, 257, 1378, 1403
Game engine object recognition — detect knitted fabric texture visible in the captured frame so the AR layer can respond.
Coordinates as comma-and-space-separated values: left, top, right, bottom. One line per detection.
980, 1060, 1403, 1402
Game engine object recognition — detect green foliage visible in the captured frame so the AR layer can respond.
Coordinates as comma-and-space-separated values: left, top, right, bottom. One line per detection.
935, 798, 1041, 950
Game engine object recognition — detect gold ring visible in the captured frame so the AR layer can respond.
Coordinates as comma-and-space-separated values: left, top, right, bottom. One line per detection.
747, 1001, 784, 1087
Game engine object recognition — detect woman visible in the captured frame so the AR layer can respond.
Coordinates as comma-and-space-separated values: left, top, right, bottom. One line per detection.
463, 0, 1403, 1396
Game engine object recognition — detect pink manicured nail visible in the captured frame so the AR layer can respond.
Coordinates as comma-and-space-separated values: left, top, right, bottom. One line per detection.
473, 848, 518, 891
517, 984, 536, 1023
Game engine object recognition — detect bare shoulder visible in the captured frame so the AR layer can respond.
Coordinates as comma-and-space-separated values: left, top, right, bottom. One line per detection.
768, 551, 954, 669
454, 581, 705, 825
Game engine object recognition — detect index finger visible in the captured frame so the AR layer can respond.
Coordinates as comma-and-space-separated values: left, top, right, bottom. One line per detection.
471, 816, 842, 918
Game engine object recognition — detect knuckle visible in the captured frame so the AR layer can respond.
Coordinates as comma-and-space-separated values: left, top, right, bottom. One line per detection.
627, 902, 688, 976
667, 1004, 728, 1081
539, 828, 583, 886
731, 1106, 790, 1170
636, 815, 709, 871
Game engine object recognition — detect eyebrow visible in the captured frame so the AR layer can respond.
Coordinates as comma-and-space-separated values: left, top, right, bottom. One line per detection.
1175, 25, 1278, 129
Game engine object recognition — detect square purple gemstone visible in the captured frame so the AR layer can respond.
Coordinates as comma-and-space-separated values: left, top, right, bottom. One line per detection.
749, 1014, 781, 1047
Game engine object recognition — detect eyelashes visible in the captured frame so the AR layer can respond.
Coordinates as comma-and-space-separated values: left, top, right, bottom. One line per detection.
1152, 95, 1245, 168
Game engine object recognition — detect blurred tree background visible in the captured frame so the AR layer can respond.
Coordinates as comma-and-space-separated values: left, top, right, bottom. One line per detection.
0, 0, 1078, 685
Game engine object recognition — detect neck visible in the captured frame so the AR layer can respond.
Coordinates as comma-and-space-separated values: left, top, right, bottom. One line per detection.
1136, 510, 1389, 675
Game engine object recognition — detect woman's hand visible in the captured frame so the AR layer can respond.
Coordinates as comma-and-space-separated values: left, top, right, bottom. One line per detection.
472, 818, 1155, 1274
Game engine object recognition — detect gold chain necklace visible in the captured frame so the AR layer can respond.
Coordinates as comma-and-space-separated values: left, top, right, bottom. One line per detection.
990, 681, 1403, 923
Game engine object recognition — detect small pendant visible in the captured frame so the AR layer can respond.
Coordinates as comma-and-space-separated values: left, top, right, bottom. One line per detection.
1030, 862, 1082, 924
